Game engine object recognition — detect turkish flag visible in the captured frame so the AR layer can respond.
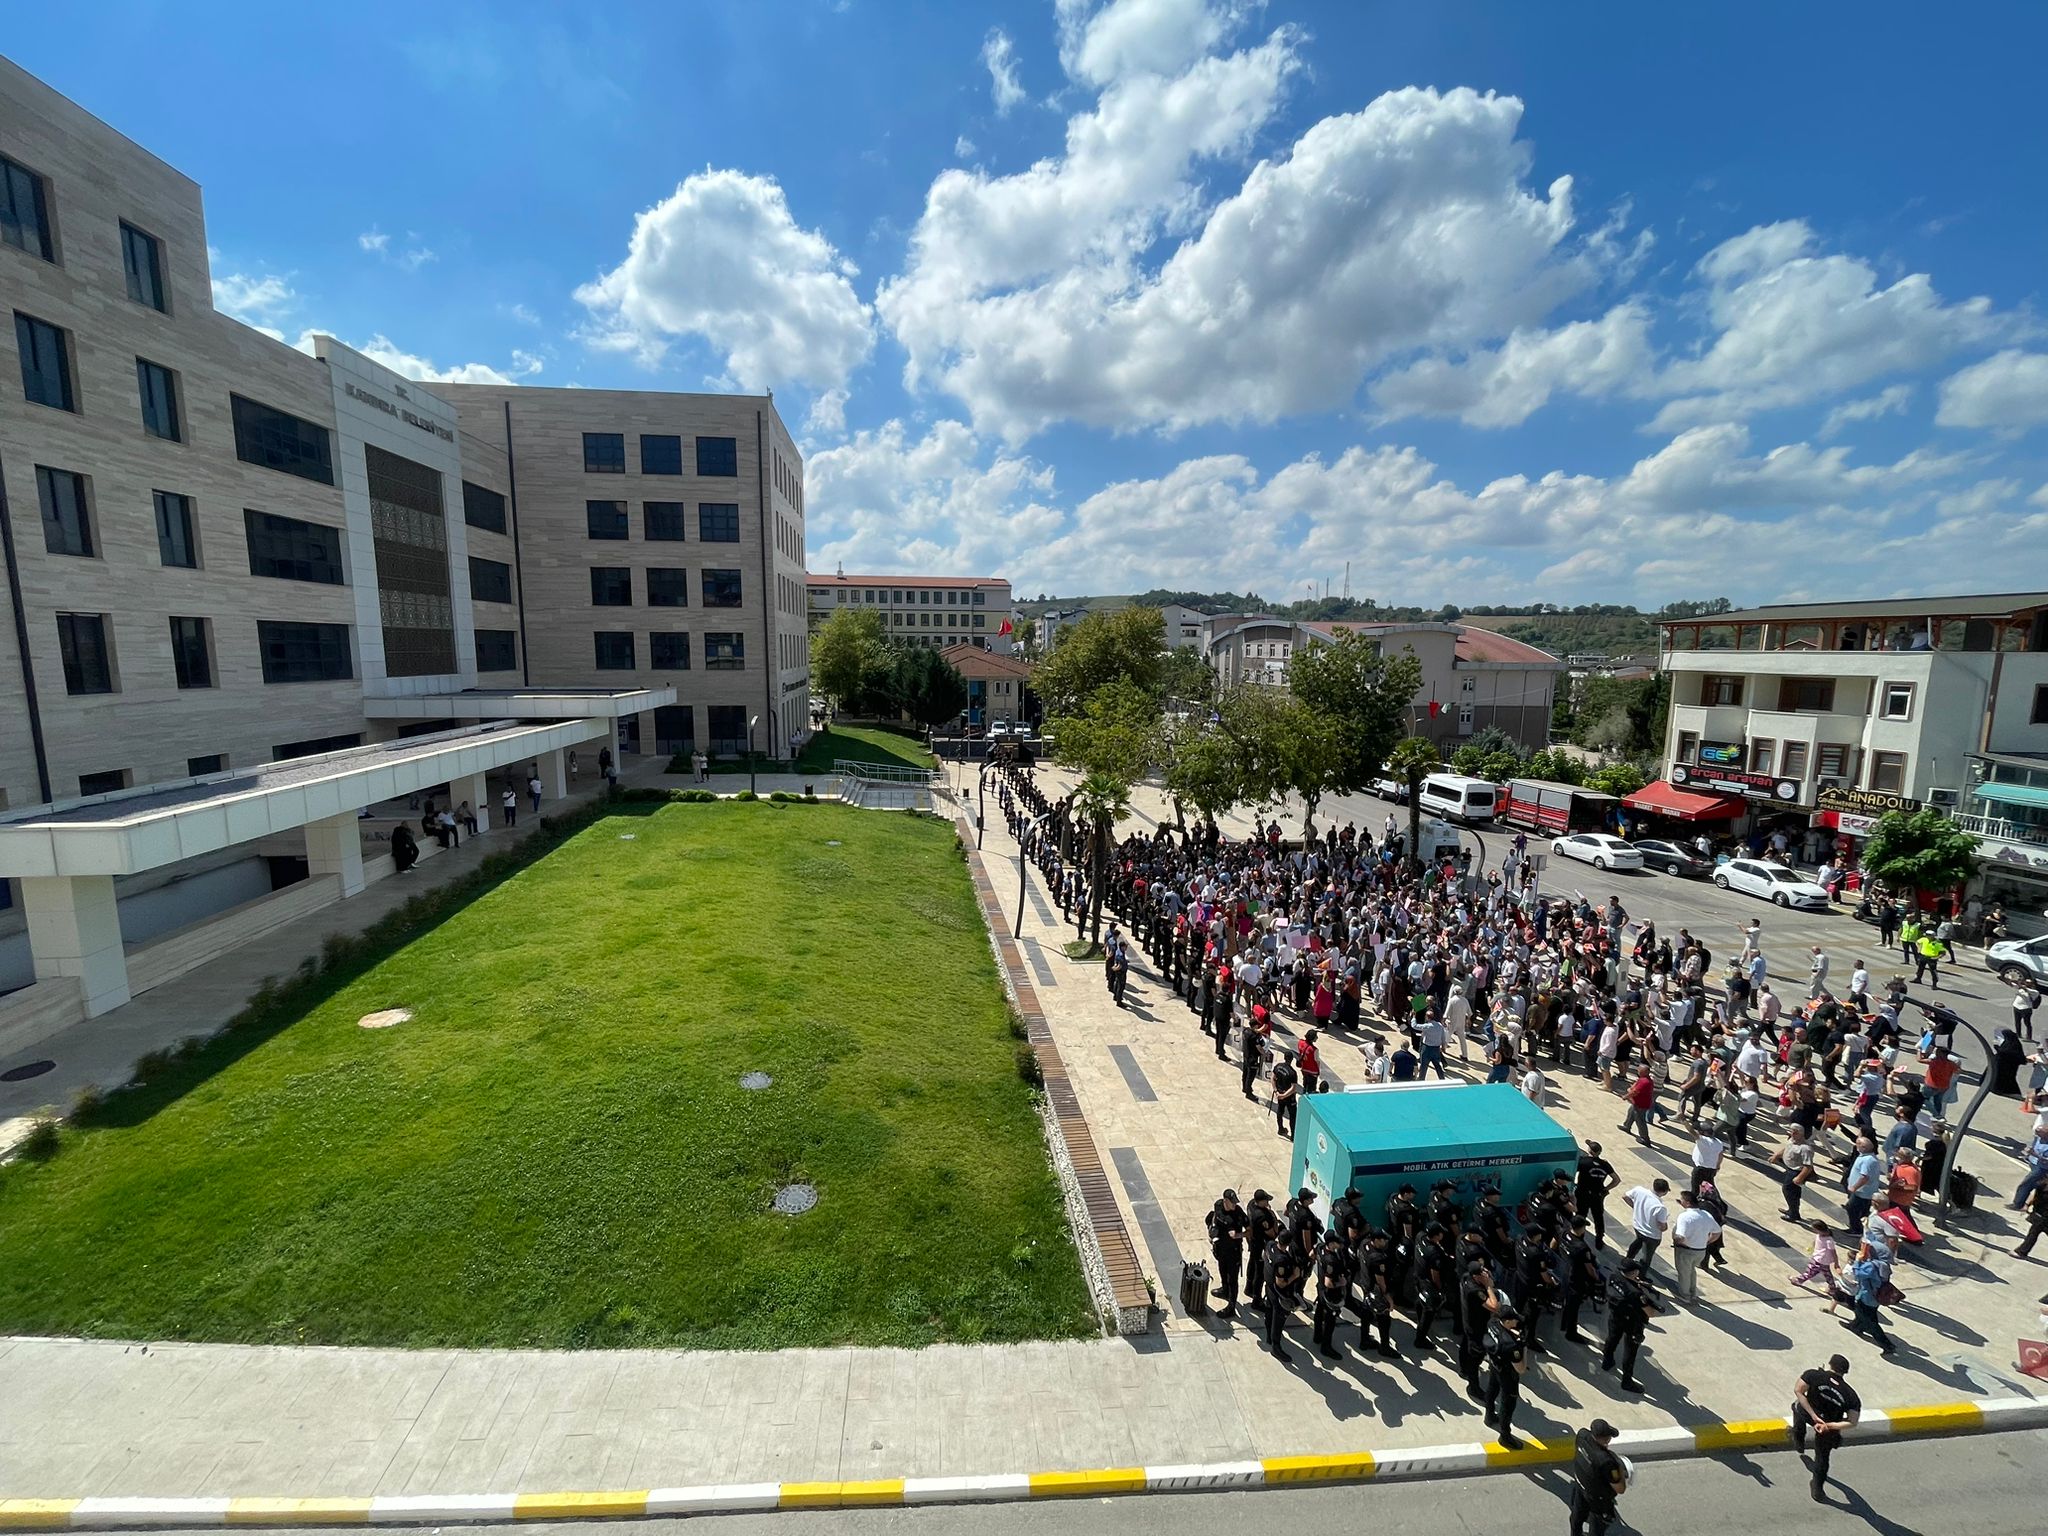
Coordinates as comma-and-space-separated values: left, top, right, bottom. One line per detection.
2019, 1338, 2048, 1379
998, 619, 1014, 635
1427, 699, 1442, 718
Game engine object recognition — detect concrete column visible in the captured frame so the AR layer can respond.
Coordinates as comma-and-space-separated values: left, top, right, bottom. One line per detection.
458, 771, 492, 832
304, 812, 367, 898
637, 708, 657, 757
21, 874, 131, 1017
544, 747, 569, 800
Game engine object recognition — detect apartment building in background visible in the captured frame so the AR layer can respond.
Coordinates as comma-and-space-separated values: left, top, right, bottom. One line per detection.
0, 55, 807, 999
806, 573, 1016, 654
1655, 593, 2048, 929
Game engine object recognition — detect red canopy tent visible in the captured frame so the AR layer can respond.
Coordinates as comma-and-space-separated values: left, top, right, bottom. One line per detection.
1623, 779, 1745, 822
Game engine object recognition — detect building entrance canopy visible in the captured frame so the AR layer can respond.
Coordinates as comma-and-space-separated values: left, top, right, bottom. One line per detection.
1623, 779, 1746, 822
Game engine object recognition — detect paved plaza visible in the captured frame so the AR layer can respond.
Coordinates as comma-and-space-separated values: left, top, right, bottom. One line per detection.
0, 771, 2042, 1501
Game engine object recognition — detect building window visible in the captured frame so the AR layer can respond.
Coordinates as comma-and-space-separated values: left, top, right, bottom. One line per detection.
594, 632, 635, 670
169, 616, 213, 689
121, 222, 167, 311
1, 154, 54, 261
1870, 751, 1908, 793
590, 567, 633, 606
698, 503, 740, 542
972, 613, 985, 630
1459, 675, 1477, 694
1880, 681, 1916, 721
586, 500, 629, 539
583, 432, 626, 473
78, 770, 129, 798
474, 628, 518, 672
696, 436, 738, 476
1781, 740, 1808, 779
151, 491, 199, 568
643, 501, 686, 541
1750, 739, 1774, 775
972, 590, 986, 606
56, 613, 113, 695
187, 754, 226, 776
462, 480, 507, 534
1676, 730, 1699, 764
137, 358, 181, 441
245, 509, 344, 584
650, 632, 691, 670
655, 704, 694, 755
647, 567, 688, 607
708, 704, 748, 756
1777, 677, 1836, 712
271, 732, 361, 761
231, 394, 333, 484
14, 312, 74, 409
705, 632, 745, 670
702, 568, 742, 607
469, 555, 512, 604
1815, 743, 1850, 781
2033, 684, 2048, 726
37, 466, 93, 557
640, 434, 682, 475
1700, 674, 1745, 707
257, 621, 352, 683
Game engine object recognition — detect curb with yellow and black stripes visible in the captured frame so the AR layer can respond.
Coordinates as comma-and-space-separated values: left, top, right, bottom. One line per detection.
1, 1397, 2040, 1528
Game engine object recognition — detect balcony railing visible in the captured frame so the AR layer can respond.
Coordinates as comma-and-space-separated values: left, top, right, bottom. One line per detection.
1955, 811, 2048, 849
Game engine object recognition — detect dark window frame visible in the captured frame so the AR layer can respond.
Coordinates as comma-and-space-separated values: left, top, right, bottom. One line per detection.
245, 508, 345, 585
474, 628, 518, 672
640, 434, 683, 475
590, 566, 634, 607
121, 221, 168, 311
650, 632, 691, 670
36, 465, 93, 557
153, 489, 199, 568
468, 555, 513, 605
14, 311, 74, 410
646, 567, 688, 607
698, 502, 740, 542
702, 568, 743, 608
137, 356, 181, 441
586, 500, 630, 539
187, 754, 227, 777
462, 480, 508, 534
644, 501, 687, 541
231, 393, 334, 484
593, 631, 636, 671
56, 612, 114, 695
0, 154, 54, 262
78, 769, 129, 798
704, 631, 745, 671
696, 436, 739, 477
256, 620, 353, 684
169, 615, 213, 690
583, 432, 626, 473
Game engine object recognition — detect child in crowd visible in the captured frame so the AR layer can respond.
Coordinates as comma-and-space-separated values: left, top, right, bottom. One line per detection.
1792, 1221, 1842, 1306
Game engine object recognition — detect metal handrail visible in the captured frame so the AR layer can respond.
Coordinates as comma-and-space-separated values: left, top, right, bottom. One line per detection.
835, 759, 938, 784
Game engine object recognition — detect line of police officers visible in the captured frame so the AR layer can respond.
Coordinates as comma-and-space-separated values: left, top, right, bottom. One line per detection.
1206, 1155, 1663, 1449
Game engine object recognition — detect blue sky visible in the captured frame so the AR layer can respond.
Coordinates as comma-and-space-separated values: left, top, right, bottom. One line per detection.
12, 0, 2046, 605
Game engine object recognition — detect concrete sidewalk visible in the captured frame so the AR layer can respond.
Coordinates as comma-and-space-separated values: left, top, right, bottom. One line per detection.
2, 771, 2043, 1503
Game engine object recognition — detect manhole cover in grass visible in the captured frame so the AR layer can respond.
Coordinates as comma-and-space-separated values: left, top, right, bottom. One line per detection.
0, 1059, 56, 1083
773, 1182, 818, 1215
357, 1008, 412, 1030
740, 1071, 773, 1091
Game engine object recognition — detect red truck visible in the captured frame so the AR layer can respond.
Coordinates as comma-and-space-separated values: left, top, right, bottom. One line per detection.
1500, 778, 1621, 836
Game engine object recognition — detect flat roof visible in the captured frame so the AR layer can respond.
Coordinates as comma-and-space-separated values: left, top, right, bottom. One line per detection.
807, 574, 1008, 589
363, 686, 675, 720
0, 718, 609, 878
1304, 1083, 1575, 1162
1665, 592, 2048, 627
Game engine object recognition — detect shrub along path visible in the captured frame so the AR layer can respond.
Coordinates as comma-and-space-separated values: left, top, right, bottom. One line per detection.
0, 802, 1090, 1350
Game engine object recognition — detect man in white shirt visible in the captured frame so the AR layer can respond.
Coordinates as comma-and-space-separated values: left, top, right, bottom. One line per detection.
1690, 1128, 1726, 1194
1520, 1062, 1546, 1104
1444, 986, 1473, 1059
1671, 1191, 1722, 1301
1848, 961, 1870, 1001
1809, 947, 1830, 1000
1740, 919, 1762, 960
1625, 1180, 1672, 1283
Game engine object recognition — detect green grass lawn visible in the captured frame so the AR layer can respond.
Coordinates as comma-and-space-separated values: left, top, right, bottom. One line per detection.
0, 803, 1092, 1349
681, 723, 933, 777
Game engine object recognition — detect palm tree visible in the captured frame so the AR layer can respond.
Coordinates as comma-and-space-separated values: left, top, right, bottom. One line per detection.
1072, 770, 1133, 946
1388, 735, 1442, 875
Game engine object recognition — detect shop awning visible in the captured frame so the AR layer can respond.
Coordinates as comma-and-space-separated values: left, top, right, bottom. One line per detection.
1623, 779, 1745, 822
1975, 780, 2048, 810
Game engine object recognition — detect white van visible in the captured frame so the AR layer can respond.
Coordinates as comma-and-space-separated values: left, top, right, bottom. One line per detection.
1419, 773, 1501, 825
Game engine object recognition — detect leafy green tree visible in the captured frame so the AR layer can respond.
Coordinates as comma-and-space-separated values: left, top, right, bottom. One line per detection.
1479, 748, 1524, 783
1861, 808, 1980, 897
1032, 607, 1166, 718
1522, 747, 1587, 786
1286, 632, 1422, 799
1464, 724, 1526, 760
1071, 770, 1134, 944
1585, 760, 1647, 797
1160, 645, 1217, 709
1388, 735, 1442, 872
1227, 691, 1346, 840
892, 646, 970, 730
1048, 678, 1161, 786
1161, 723, 1245, 831
1012, 616, 1037, 654
811, 608, 887, 711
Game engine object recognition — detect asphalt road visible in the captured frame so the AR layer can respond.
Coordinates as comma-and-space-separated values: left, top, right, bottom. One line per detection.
262, 1428, 2039, 1536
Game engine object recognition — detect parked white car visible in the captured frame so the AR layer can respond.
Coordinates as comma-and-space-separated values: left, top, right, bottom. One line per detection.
1715, 857, 1830, 911
1550, 833, 1644, 871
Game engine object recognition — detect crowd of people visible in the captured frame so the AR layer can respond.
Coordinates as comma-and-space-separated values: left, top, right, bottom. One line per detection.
988, 762, 2048, 1412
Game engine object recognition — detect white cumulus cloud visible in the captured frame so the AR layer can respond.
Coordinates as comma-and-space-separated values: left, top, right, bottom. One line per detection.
1056, 0, 1242, 86
1935, 350, 2048, 433
1819, 383, 1913, 438
982, 29, 1026, 115
1370, 303, 1656, 428
576, 168, 874, 392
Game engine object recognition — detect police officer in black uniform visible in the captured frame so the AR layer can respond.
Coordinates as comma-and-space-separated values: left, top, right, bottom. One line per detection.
1310, 1233, 1354, 1360
1412, 1222, 1457, 1350
1513, 1226, 1560, 1350
1283, 1185, 1324, 1250
1561, 1216, 1604, 1345
1570, 1419, 1627, 1536
1265, 1231, 1306, 1365
1576, 1140, 1620, 1246
1355, 1230, 1400, 1359
1480, 1306, 1529, 1448
1270, 1051, 1300, 1140
1457, 1260, 1497, 1395
1243, 1190, 1278, 1313
1206, 1190, 1248, 1320
1239, 1009, 1262, 1100
1384, 1184, 1423, 1301
1328, 1186, 1367, 1251
1600, 1258, 1660, 1391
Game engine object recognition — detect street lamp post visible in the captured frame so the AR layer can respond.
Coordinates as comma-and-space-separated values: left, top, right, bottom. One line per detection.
748, 714, 759, 797
1014, 810, 1050, 940
977, 764, 989, 849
